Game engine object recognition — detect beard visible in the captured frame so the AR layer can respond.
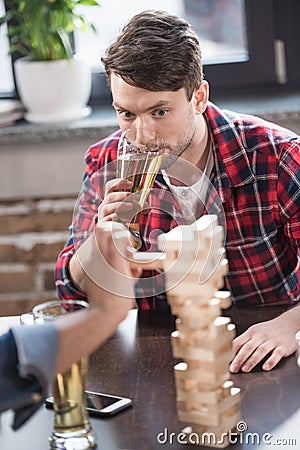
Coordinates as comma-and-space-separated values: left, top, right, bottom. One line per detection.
161, 116, 197, 170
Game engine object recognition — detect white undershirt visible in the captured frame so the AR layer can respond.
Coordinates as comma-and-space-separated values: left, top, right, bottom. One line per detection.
162, 148, 214, 223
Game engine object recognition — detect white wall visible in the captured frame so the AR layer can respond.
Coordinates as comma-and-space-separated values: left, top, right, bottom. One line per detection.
0, 139, 91, 199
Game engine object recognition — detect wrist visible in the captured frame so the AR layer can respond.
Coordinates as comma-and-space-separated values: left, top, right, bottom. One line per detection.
69, 251, 87, 293
279, 304, 300, 330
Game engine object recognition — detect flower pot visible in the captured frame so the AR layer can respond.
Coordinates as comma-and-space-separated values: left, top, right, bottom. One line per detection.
14, 56, 92, 124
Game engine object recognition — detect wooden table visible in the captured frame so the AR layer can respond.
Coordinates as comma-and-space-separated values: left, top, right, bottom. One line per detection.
1, 305, 300, 450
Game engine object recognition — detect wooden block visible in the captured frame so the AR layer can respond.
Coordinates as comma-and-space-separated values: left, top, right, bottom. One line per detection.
130, 251, 166, 270
165, 256, 212, 282
195, 214, 219, 238
182, 387, 240, 417
164, 253, 217, 281
177, 409, 220, 427
166, 249, 227, 278
166, 277, 217, 298
199, 258, 228, 288
175, 322, 235, 351
171, 330, 233, 363
210, 225, 224, 249
177, 387, 240, 418
186, 410, 241, 438
170, 297, 220, 317
184, 349, 234, 372
197, 249, 226, 283
157, 215, 218, 250
166, 257, 228, 298
177, 390, 240, 427
157, 215, 221, 268
173, 357, 233, 391
195, 225, 224, 276
157, 223, 196, 253
171, 332, 233, 363
212, 316, 234, 336
211, 411, 241, 436
173, 299, 221, 328
129, 214, 225, 279
176, 387, 222, 405
221, 380, 234, 395
176, 382, 234, 405
165, 266, 203, 288
214, 291, 232, 309
129, 245, 223, 273
175, 379, 234, 403
174, 362, 230, 386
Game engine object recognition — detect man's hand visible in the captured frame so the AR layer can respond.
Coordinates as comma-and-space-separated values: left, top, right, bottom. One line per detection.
98, 178, 139, 223
229, 306, 300, 373
70, 221, 141, 304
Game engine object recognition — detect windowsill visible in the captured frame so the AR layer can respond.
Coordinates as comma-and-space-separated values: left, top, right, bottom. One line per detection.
0, 106, 118, 145
213, 90, 300, 123
1, 91, 300, 145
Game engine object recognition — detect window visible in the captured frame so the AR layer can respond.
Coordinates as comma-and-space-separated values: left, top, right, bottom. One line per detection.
204, 0, 278, 91
1, 0, 300, 100
76, 0, 252, 98
75, 0, 248, 69
75, 0, 185, 71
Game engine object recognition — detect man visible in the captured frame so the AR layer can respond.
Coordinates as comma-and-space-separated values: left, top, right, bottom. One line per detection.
55, 10, 300, 373
1, 223, 138, 429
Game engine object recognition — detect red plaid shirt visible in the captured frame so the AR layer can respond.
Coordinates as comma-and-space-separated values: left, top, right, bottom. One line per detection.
55, 102, 300, 308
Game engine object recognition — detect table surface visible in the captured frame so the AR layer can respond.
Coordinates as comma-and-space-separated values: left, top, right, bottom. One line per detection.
1, 305, 300, 450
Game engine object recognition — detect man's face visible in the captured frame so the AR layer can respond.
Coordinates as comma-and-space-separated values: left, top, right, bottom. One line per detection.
110, 73, 206, 162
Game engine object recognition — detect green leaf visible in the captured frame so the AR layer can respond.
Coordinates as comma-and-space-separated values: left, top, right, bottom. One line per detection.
77, 0, 100, 6
1, 0, 101, 61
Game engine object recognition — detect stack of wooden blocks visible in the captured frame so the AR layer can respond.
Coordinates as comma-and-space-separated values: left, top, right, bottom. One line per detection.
163, 216, 241, 446
132, 214, 240, 447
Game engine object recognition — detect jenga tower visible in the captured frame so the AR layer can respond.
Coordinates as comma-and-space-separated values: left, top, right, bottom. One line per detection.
158, 215, 240, 448
131, 214, 240, 447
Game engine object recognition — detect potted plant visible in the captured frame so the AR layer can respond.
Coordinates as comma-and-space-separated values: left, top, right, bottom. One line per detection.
0, 0, 101, 123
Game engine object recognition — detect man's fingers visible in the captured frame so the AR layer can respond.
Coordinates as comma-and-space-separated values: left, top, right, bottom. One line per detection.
98, 193, 134, 222
230, 311, 300, 373
239, 341, 275, 372
107, 226, 142, 277
100, 201, 132, 216
105, 178, 132, 194
229, 338, 260, 373
96, 221, 126, 231
104, 191, 134, 205
99, 191, 141, 222
262, 347, 285, 371
230, 335, 283, 373
99, 213, 118, 223
232, 332, 251, 356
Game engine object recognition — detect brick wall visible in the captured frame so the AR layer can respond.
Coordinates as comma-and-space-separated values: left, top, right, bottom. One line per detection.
0, 197, 76, 316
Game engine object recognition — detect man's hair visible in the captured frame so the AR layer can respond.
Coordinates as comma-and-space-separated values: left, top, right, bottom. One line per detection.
101, 10, 203, 101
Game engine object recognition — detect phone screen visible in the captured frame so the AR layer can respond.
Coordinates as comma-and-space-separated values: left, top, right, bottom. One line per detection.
45, 391, 132, 416
86, 392, 121, 409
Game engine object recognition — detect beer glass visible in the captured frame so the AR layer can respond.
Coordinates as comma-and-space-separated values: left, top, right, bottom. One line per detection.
117, 128, 164, 249
31, 300, 97, 449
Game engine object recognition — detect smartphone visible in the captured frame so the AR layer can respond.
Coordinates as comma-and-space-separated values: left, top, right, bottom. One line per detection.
45, 390, 132, 416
